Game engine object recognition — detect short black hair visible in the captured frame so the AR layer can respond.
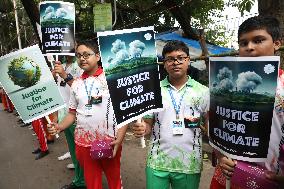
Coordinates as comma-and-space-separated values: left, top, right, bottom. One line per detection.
75, 39, 102, 66
76, 39, 99, 54
162, 40, 189, 58
238, 16, 280, 42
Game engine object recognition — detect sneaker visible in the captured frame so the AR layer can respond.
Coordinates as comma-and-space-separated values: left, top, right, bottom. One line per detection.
32, 148, 41, 154
58, 152, 71, 160
67, 163, 75, 169
47, 140, 55, 144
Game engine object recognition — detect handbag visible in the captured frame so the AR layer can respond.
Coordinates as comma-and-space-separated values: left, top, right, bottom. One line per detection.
89, 97, 116, 159
90, 139, 113, 159
231, 161, 278, 189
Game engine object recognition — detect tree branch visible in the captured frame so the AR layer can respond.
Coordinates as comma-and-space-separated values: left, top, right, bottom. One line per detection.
163, 0, 198, 40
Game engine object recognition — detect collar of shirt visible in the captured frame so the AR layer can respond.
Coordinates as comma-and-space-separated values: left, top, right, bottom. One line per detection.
161, 76, 193, 91
81, 67, 103, 79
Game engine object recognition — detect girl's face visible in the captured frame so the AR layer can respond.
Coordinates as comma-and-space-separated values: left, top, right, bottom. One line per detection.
76, 45, 101, 74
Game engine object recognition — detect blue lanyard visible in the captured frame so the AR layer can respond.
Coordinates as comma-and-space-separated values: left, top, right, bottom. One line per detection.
168, 86, 187, 119
83, 79, 95, 104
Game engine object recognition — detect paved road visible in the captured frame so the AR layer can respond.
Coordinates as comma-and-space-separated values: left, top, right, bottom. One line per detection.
0, 105, 214, 189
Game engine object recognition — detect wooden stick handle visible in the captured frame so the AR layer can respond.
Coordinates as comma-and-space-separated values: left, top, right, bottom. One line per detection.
137, 118, 146, 148
226, 157, 232, 189
226, 178, 230, 189
45, 115, 59, 139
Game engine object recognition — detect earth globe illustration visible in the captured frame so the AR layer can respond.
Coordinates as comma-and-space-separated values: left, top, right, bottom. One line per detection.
8, 56, 41, 88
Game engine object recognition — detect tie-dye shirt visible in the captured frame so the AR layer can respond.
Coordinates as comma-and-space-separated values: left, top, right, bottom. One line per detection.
69, 70, 117, 147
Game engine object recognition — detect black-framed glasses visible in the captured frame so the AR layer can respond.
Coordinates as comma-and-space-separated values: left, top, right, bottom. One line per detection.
75, 52, 95, 59
164, 56, 189, 65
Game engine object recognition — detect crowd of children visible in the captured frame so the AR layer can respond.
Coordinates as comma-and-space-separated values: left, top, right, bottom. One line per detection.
1, 16, 284, 189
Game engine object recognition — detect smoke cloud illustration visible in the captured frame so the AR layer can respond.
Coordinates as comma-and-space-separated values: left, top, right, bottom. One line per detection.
109, 39, 147, 64
43, 6, 68, 20
45, 6, 54, 14
214, 67, 234, 91
56, 8, 68, 18
115, 50, 129, 64
43, 6, 56, 20
219, 78, 234, 91
129, 40, 146, 58
217, 67, 233, 81
236, 71, 262, 93
111, 39, 126, 54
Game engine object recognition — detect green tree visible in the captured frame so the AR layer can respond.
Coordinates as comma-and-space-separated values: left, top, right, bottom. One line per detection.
18, 0, 236, 41
3, 0, 284, 55
0, 0, 37, 56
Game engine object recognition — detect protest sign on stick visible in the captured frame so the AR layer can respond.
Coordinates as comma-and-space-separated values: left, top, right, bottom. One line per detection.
97, 26, 163, 129
40, 1, 75, 55
0, 45, 65, 123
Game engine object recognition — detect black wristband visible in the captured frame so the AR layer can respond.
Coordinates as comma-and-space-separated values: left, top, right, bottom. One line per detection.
64, 73, 74, 83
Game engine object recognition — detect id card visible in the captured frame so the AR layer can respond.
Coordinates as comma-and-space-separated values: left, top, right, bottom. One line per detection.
84, 104, 94, 116
172, 119, 184, 135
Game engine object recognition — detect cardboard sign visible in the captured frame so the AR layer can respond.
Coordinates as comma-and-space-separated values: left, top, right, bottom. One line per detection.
97, 26, 163, 127
209, 56, 279, 162
40, 1, 75, 55
0, 45, 65, 123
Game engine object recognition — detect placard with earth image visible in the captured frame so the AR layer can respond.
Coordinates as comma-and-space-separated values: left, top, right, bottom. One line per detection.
209, 56, 279, 162
0, 45, 65, 123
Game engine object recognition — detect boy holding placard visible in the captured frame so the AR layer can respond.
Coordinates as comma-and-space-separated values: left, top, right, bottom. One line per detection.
132, 40, 209, 189
210, 16, 284, 188
48, 39, 127, 189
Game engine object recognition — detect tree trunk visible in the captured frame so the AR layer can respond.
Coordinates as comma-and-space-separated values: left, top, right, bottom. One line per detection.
258, 0, 284, 38
20, 0, 41, 46
258, 0, 284, 69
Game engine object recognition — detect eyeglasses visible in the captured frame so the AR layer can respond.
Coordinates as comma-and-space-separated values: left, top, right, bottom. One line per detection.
75, 52, 95, 59
163, 56, 189, 65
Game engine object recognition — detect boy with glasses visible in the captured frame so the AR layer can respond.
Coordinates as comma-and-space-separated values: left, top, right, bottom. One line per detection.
49, 40, 127, 189
132, 40, 209, 189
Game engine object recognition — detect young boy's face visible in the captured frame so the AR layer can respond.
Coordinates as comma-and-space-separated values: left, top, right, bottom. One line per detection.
76, 45, 100, 72
238, 29, 281, 57
164, 50, 189, 79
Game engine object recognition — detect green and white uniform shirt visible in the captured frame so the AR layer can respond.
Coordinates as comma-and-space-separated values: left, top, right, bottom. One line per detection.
146, 76, 209, 174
